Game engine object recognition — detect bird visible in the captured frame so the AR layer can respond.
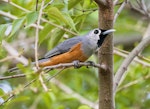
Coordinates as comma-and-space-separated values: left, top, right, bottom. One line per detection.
37, 28, 115, 67
9, 28, 115, 71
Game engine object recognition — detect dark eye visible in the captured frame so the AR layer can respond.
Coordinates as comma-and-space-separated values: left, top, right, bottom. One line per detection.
94, 30, 99, 34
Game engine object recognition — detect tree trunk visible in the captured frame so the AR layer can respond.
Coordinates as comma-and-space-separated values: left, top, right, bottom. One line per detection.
94, 0, 114, 109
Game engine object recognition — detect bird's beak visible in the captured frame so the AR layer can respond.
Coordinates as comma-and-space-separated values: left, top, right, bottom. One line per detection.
101, 29, 116, 35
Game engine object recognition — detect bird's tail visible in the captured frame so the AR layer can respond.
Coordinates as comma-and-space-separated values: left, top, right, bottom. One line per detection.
8, 58, 50, 73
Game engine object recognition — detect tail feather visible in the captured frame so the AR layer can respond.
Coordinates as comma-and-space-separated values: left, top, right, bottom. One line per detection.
8, 58, 50, 72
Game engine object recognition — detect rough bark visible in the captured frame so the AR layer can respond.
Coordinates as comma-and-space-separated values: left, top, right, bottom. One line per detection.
94, 0, 114, 109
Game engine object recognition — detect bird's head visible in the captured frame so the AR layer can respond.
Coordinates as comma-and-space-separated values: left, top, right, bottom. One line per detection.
89, 28, 115, 47
97, 29, 115, 47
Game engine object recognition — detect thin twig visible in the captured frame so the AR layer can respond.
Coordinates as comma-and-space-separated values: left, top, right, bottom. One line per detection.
46, 67, 65, 82
0, 74, 25, 80
114, 48, 150, 67
114, 0, 130, 24
9, 1, 30, 12
0, 10, 17, 19
35, 0, 45, 69
114, 48, 150, 63
129, 0, 150, 18
39, 71, 48, 92
0, 94, 15, 105
41, 18, 78, 35
43, 0, 54, 9
117, 74, 150, 92
74, 8, 98, 13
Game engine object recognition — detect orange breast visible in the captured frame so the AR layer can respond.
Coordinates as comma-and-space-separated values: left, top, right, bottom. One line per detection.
39, 43, 88, 67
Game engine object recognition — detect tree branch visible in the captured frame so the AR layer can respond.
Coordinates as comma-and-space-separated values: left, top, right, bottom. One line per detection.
0, 74, 25, 80
114, 48, 150, 67
113, 0, 130, 24
6, 62, 106, 80
34, 0, 45, 69
41, 18, 77, 35
117, 74, 150, 92
39, 71, 48, 92
129, 0, 150, 18
43, 0, 54, 9
43, 62, 106, 70
114, 23, 150, 92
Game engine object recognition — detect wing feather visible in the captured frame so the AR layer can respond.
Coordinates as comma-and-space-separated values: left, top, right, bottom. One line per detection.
44, 36, 83, 58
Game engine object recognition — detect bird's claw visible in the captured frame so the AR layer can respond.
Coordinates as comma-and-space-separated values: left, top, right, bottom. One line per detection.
86, 61, 95, 68
73, 60, 81, 68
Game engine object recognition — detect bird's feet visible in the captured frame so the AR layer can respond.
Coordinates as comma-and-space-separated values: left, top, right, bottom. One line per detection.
73, 60, 81, 68
86, 61, 95, 68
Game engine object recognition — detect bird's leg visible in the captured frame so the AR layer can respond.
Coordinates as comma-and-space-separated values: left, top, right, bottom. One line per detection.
86, 61, 95, 68
73, 60, 81, 68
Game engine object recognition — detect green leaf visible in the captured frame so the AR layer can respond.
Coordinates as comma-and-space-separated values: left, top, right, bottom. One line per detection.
49, 29, 65, 49
48, 7, 76, 31
42, 92, 56, 109
39, 24, 54, 44
0, 24, 9, 36
10, 17, 25, 37
64, 13, 77, 31
48, 7, 67, 25
0, 24, 10, 42
68, 0, 81, 10
83, 0, 91, 9
25, 11, 38, 28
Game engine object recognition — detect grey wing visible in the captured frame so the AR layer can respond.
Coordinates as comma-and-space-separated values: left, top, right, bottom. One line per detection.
44, 36, 83, 58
